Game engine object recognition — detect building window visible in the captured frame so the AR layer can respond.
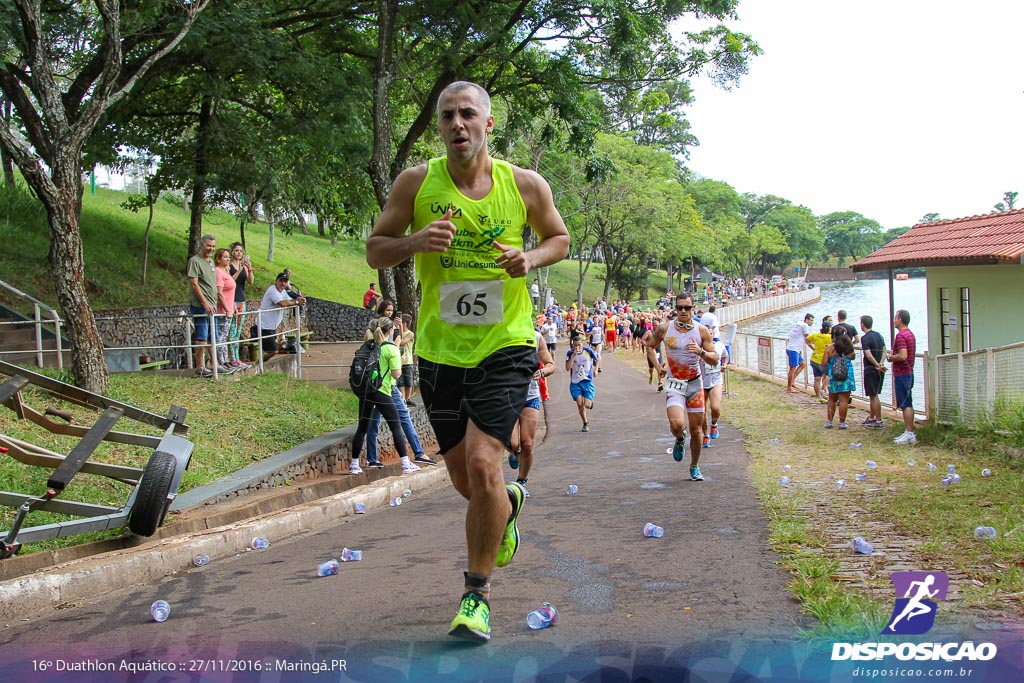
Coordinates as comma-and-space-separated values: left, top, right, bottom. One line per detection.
939, 287, 951, 354
960, 287, 971, 352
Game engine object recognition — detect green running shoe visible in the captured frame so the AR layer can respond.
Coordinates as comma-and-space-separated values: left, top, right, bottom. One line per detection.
496, 482, 525, 568
690, 465, 704, 481
448, 591, 491, 643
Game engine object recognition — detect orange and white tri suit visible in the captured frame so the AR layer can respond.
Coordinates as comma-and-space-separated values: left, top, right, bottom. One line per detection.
662, 321, 705, 413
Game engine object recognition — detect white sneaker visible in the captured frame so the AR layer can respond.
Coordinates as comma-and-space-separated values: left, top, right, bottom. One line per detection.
402, 464, 422, 473
894, 431, 917, 445
349, 465, 364, 475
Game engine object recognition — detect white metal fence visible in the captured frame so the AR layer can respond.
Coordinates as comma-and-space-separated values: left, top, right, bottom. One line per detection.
715, 288, 821, 326
934, 341, 1024, 427
727, 331, 930, 419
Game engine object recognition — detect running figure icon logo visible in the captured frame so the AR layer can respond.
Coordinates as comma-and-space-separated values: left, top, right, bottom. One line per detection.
881, 571, 949, 635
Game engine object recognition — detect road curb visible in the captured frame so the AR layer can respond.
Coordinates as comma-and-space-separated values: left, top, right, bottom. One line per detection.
0, 466, 450, 622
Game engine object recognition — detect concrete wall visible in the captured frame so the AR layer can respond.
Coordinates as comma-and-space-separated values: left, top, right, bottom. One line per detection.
926, 264, 1024, 354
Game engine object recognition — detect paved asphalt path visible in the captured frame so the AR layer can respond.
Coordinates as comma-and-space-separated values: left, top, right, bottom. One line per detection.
0, 350, 812, 682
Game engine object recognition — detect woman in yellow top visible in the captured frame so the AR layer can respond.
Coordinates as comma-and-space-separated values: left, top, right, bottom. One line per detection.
806, 320, 833, 403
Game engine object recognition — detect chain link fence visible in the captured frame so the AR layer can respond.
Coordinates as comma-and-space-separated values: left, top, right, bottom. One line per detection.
935, 342, 1024, 428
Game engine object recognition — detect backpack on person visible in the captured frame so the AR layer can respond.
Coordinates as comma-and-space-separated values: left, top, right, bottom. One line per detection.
348, 339, 394, 396
830, 355, 848, 382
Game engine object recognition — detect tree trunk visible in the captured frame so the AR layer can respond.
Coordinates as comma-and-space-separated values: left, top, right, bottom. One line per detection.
141, 187, 154, 285
317, 213, 326, 238
297, 212, 310, 235
187, 92, 213, 257
238, 218, 246, 250
47, 162, 109, 393
0, 98, 13, 185
267, 217, 275, 263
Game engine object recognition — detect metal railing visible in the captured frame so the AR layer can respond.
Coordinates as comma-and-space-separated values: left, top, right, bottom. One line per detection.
727, 330, 930, 419
0, 296, 303, 380
0, 280, 64, 370
934, 341, 1024, 427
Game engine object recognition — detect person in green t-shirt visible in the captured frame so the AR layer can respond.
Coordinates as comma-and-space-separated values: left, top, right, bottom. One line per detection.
366, 81, 569, 644
348, 317, 409, 474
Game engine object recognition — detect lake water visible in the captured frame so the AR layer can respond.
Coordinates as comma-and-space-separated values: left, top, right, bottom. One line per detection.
736, 278, 929, 352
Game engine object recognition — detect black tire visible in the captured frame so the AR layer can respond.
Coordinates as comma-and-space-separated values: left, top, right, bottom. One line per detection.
128, 451, 176, 536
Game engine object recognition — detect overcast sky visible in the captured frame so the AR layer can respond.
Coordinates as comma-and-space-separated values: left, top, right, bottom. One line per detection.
682, 1, 1024, 230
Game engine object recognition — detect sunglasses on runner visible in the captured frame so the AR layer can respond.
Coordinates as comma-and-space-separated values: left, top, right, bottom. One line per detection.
675, 305, 694, 311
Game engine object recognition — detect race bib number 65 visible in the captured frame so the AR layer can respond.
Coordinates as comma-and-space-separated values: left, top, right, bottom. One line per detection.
439, 280, 505, 326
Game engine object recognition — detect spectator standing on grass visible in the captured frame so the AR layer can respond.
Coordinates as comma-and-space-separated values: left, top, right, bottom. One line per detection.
860, 315, 887, 428
228, 243, 254, 367
785, 313, 814, 393
213, 248, 239, 374
888, 310, 917, 445
257, 273, 305, 362
823, 327, 856, 430
807, 321, 833, 403
186, 234, 218, 377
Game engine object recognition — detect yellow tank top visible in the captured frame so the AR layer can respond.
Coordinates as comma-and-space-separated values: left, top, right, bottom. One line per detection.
412, 157, 535, 366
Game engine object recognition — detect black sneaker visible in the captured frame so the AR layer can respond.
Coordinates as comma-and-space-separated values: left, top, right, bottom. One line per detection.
367, 461, 385, 468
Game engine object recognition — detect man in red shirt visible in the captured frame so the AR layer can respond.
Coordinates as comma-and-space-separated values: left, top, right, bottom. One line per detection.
887, 309, 917, 445
362, 283, 377, 309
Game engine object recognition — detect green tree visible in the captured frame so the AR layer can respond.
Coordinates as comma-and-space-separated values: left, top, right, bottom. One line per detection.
763, 204, 821, 272
820, 211, 884, 266
993, 191, 1018, 212
0, 0, 210, 392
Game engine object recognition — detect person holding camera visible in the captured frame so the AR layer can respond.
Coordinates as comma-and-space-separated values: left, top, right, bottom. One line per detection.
227, 243, 254, 368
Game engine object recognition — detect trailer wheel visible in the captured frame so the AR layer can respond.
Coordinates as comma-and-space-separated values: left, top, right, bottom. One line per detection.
128, 451, 176, 536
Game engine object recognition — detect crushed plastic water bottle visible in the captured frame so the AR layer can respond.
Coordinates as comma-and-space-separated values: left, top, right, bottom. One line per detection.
941, 475, 953, 487
778, 476, 790, 486
782, 464, 791, 472
403, 489, 412, 498
852, 444, 863, 450
926, 463, 937, 472
318, 559, 340, 576
388, 497, 402, 507
643, 523, 664, 538
850, 537, 873, 555
981, 468, 992, 477
150, 600, 170, 622
907, 459, 917, 467
566, 484, 578, 495
855, 473, 867, 481
865, 460, 876, 468
526, 602, 559, 630
951, 473, 961, 484
251, 537, 269, 550
354, 503, 366, 514
192, 554, 210, 567
947, 464, 956, 474
770, 438, 780, 445
340, 547, 362, 562
835, 479, 846, 489
973, 526, 997, 540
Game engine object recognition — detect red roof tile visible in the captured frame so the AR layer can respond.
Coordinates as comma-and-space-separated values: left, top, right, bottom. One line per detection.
852, 209, 1024, 271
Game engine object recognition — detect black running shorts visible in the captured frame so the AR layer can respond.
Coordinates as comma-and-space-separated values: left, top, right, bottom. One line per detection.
418, 345, 537, 454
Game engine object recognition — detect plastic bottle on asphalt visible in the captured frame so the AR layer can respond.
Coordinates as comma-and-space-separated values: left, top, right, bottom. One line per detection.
192, 554, 210, 567
973, 526, 997, 540
643, 523, 664, 538
566, 484, 578, 495
855, 473, 867, 481
389, 497, 402, 507
865, 459, 875, 468
526, 602, 559, 630
341, 547, 363, 562
778, 476, 790, 486
318, 560, 340, 576
150, 600, 170, 622
251, 537, 269, 550
835, 479, 846, 490
981, 468, 992, 477
850, 537, 873, 555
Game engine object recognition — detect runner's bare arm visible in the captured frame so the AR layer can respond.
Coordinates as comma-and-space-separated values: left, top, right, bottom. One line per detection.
493, 168, 570, 277
646, 322, 668, 374
695, 325, 719, 365
366, 166, 455, 269
537, 342, 555, 379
